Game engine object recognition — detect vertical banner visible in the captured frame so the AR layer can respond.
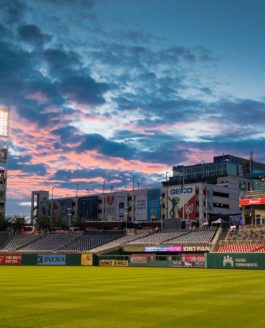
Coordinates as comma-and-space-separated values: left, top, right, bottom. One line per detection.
81, 253, 93, 266
116, 192, 128, 221
168, 185, 196, 220
78, 196, 99, 221
147, 189, 161, 221
105, 194, 116, 221
135, 190, 147, 221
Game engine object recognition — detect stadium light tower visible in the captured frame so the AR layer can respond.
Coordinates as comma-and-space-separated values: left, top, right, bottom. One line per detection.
0, 107, 10, 219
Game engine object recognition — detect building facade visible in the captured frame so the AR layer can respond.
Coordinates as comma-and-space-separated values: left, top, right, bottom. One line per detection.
31, 154, 265, 228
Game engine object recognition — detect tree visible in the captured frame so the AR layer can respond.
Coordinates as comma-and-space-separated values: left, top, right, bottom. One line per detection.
0, 216, 11, 231
11, 216, 26, 231
72, 216, 85, 230
35, 216, 50, 230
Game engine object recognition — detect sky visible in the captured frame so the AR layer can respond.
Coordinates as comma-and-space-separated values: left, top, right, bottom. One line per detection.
0, 0, 265, 216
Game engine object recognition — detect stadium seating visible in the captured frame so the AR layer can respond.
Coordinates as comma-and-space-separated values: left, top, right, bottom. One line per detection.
217, 244, 265, 253
163, 227, 217, 245
19, 233, 79, 251
90, 232, 150, 253
216, 226, 265, 252
127, 230, 189, 245
0, 232, 10, 248
61, 231, 125, 251
0, 234, 41, 251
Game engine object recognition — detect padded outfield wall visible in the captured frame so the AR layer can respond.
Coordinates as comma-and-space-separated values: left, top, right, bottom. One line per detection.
0, 253, 94, 266
206, 253, 265, 270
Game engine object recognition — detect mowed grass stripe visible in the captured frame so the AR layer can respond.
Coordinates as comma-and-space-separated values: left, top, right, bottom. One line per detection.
0, 267, 265, 328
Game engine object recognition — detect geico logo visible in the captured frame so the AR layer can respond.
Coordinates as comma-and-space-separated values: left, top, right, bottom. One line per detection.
170, 188, 193, 195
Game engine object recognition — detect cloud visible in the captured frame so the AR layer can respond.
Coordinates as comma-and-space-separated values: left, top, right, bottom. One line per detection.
78, 133, 136, 159
17, 24, 51, 46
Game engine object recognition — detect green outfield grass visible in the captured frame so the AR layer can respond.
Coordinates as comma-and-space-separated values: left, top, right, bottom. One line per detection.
0, 267, 265, 328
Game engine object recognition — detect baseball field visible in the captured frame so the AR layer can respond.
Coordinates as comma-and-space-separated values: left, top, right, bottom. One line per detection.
0, 266, 265, 328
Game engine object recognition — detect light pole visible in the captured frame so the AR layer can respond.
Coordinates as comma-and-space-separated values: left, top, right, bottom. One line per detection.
76, 183, 79, 197
165, 172, 169, 225
103, 180, 106, 222
51, 187, 55, 224
67, 207, 72, 230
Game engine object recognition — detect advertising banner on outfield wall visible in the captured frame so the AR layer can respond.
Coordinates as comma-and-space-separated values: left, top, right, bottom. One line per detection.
37, 254, 66, 266
135, 190, 147, 221
116, 192, 128, 221
207, 253, 265, 270
105, 194, 116, 221
147, 189, 161, 221
99, 259, 128, 267
168, 184, 196, 220
81, 253, 93, 266
0, 254, 22, 265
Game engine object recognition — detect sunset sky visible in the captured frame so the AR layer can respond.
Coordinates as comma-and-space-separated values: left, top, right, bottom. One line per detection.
1, 0, 265, 216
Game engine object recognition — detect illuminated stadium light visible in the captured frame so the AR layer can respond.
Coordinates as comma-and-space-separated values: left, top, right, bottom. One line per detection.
0, 107, 9, 137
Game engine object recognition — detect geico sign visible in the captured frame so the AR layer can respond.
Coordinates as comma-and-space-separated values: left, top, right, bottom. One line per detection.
170, 187, 193, 195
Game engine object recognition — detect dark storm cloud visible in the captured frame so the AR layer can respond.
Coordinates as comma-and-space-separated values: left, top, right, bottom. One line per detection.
17, 24, 51, 46
78, 133, 136, 159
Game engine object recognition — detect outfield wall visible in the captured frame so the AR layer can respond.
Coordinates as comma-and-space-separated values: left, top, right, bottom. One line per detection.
0, 253, 94, 266
206, 253, 265, 270
1, 252, 265, 270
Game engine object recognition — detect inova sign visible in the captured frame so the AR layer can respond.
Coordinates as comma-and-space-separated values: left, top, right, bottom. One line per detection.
37, 254, 66, 266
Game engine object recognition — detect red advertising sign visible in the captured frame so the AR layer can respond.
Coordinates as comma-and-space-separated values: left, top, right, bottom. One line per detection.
0, 254, 22, 265
240, 198, 265, 206
181, 254, 205, 263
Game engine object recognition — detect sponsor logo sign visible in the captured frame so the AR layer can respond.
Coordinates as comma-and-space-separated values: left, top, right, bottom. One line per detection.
168, 184, 196, 220
222, 255, 258, 269
81, 253, 93, 266
0, 254, 22, 265
130, 253, 156, 263
99, 260, 128, 267
145, 246, 183, 252
240, 198, 265, 206
183, 246, 210, 252
37, 254, 66, 266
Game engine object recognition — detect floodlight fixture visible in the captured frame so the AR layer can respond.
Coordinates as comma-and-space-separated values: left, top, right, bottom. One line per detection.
0, 107, 9, 137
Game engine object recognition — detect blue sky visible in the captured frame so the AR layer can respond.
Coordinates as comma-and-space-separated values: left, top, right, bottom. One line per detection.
0, 0, 264, 216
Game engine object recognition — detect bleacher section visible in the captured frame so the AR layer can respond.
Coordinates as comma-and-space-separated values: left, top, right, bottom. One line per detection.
127, 230, 189, 245
19, 233, 79, 252
1, 234, 41, 251
0, 227, 219, 253
90, 232, 150, 253
164, 227, 217, 245
61, 231, 125, 251
0, 232, 10, 248
218, 244, 265, 253
125, 227, 217, 245
217, 226, 265, 252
